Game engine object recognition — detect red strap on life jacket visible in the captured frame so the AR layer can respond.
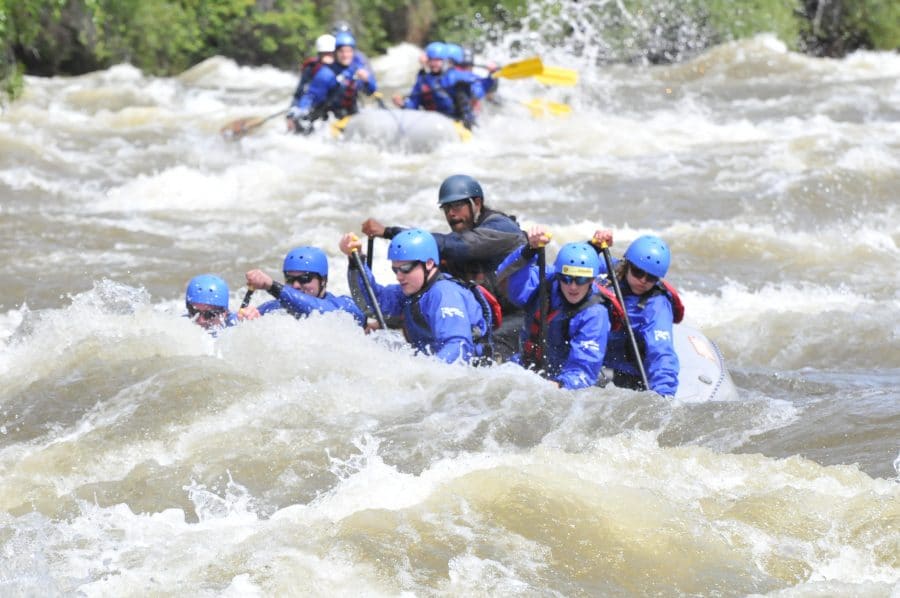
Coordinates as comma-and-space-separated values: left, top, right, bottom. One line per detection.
591, 283, 626, 331
475, 284, 503, 329
421, 83, 436, 110
659, 280, 685, 323
340, 79, 358, 109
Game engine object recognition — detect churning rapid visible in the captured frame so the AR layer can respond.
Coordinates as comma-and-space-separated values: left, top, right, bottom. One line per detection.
0, 29, 898, 595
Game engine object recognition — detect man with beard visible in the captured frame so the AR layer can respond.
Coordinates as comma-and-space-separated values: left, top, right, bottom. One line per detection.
359, 174, 525, 359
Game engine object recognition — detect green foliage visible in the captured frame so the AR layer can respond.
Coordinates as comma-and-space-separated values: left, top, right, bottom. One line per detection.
798, 0, 900, 55
862, 0, 900, 49
705, 0, 803, 49
431, 0, 530, 47
1, 0, 898, 105
90, 0, 203, 74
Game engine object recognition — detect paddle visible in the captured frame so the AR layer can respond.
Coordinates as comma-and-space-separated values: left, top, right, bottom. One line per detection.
220, 109, 287, 140
240, 289, 254, 309
521, 99, 572, 118
595, 241, 650, 390
366, 236, 374, 269
371, 90, 389, 110
350, 245, 387, 330
236, 288, 255, 319
492, 56, 544, 80
535, 65, 579, 87
536, 245, 549, 373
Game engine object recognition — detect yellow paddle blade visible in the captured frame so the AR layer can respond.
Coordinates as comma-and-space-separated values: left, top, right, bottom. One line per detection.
330, 115, 352, 137
522, 99, 572, 118
453, 121, 473, 142
492, 56, 544, 80
535, 65, 579, 87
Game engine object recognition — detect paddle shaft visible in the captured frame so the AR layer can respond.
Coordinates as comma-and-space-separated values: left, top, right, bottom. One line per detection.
240, 289, 254, 309
599, 244, 650, 390
366, 236, 374, 269
351, 250, 387, 329
537, 246, 549, 372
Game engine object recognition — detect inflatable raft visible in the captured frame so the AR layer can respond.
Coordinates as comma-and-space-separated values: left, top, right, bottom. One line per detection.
671, 322, 738, 402
331, 109, 471, 151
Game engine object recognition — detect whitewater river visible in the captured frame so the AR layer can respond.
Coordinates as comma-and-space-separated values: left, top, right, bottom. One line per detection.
0, 34, 898, 595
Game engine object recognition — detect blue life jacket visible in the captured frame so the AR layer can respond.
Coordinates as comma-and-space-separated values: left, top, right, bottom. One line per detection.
497, 245, 618, 389
351, 264, 489, 364
402, 70, 456, 117
602, 279, 680, 396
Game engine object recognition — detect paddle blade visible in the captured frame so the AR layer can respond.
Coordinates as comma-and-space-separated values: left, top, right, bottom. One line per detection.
535, 66, 579, 87
220, 116, 265, 140
522, 99, 572, 118
493, 56, 544, 80
330, 115, 352, 137
452, 121, 473, 143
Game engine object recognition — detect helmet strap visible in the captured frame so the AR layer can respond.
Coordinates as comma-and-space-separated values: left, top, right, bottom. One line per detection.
469, 198, 481, 223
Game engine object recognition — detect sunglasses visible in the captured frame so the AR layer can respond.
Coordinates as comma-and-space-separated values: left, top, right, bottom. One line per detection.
285, 272, 318, 285
629, 265, 659, 283
440, 199, 469, 213
556, 273, 593, 286
391, 261, 420, 274
187, 305, 225, 320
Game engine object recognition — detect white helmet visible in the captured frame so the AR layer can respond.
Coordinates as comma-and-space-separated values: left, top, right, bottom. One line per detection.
315, 34, 336, 53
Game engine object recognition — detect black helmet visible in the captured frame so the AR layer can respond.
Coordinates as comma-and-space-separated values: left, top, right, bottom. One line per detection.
332, 20, 352, 35
461, 47, 475, 67
438, 174, 483, 205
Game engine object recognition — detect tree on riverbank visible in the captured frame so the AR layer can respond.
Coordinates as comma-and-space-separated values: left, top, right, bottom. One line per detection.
2, 0, 897, 102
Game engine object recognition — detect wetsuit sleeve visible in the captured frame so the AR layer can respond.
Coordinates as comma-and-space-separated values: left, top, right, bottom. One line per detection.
555, 304, 610, 390
419, 285, 475, 363
495, 245, 540, 307
363, 64, 377, 95
257, 299, 283, 315
453, 83, 475, 128
402, 73, 425, 109
639, 295, 679, 396
291, 73, 306, 106
299, 67, 337, 113
346, 260, 405, 319
432, 213, 525, 263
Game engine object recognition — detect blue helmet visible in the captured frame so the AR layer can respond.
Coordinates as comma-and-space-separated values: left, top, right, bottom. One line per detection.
335, 32, 356, 49
425, 42, 448, 60
438, 174, 483, 205
624, 235, 670, 279
388, 229, 439, 264
283, 246, 329, 277
185, 274, 229, 308
446, 43, 464, 65
555, 243, 603, 278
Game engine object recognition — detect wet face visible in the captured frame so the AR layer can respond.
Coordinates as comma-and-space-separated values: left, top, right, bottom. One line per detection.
188, 303, 227, 330
336, 46, 354, 66
625, 263, 659, 295
285, 271, 325, 298
428, 58, 444, 73
441, 198, 478, 233
391, 260, 430, 296
556, 275, 592, 305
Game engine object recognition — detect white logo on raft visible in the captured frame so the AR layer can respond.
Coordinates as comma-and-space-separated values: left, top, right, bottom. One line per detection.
579, 340, 600, 353
441, 307, 465, 319
654, 330, 671, 342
